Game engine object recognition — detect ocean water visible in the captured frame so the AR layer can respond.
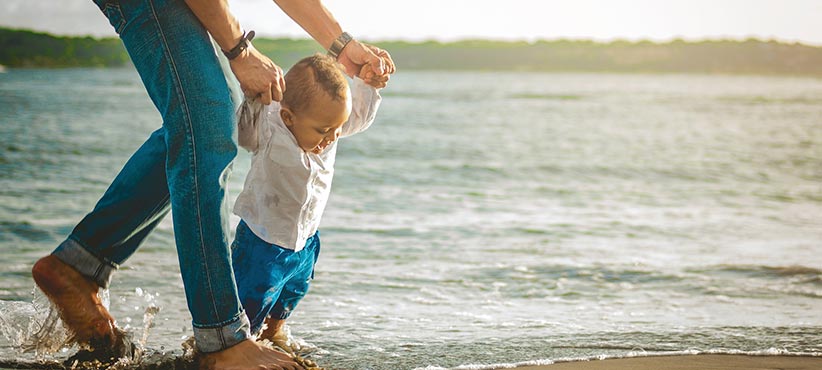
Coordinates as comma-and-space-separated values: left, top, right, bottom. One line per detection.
0, 68, 821, 369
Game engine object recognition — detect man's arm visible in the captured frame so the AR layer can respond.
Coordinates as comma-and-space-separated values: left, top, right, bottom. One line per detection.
271, 0, 340, 51
183, 0, 241, 50
272, 0, 395, 78
184, 0, 286, 104
185, 0, 394, 103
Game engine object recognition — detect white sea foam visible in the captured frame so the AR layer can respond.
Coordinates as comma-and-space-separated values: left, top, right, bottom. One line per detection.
422, 349, 822, 370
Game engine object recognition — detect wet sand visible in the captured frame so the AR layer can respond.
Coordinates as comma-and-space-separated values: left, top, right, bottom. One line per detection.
512, 354, 822, 370
2, 354, 820, 369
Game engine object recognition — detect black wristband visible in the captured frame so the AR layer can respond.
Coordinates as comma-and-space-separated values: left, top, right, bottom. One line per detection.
223, 30, 255, 60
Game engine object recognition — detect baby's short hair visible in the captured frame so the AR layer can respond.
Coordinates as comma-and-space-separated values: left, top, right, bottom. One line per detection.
281, 54, 348, 114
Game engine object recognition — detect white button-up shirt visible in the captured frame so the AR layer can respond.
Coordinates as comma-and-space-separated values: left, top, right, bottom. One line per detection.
233, 78, 381, 251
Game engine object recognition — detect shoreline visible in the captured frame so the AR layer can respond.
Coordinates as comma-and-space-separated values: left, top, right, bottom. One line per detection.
509, 354, 822, 370
2, 354, 821, 370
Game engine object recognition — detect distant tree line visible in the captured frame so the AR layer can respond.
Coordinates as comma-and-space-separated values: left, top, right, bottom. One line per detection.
379, 39, 822, 76
0, 28, 128, 67
2, 27, 822, 76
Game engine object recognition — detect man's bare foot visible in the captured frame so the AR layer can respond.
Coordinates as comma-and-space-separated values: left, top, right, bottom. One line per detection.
199, 339, 303, 370
32, 255, 135, 363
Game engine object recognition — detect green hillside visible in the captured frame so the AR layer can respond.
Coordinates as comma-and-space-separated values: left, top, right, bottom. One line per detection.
2, 27, 821, 76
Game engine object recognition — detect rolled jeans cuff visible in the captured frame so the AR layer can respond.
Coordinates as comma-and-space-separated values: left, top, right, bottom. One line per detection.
52, 237, 117, 289
193, 312, 252, 353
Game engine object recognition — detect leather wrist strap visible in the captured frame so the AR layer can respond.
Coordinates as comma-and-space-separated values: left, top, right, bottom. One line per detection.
327, 32, 353, 59
224, 30, 255, 60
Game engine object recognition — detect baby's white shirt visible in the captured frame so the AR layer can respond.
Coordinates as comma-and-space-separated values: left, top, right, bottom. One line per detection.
233, 78, 381, 251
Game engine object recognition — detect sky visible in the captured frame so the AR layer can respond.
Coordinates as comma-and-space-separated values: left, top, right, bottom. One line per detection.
1, 0, 821, 45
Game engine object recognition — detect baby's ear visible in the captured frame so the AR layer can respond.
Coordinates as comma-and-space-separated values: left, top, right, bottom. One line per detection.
280, 107, 294, 127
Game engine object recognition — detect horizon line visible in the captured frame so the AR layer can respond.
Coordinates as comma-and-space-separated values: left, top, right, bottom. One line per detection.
3, 26, 821, 48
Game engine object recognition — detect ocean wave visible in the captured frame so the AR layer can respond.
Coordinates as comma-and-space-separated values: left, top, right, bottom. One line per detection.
715, 264, 822, 277
447, 262, 822, 301
508, 93, 585, 101
695, 264, 822, 297
0, 221, 54, 242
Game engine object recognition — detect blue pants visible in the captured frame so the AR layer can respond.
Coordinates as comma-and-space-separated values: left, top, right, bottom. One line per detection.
51, 0, 246, 352
231, 221, 321, 335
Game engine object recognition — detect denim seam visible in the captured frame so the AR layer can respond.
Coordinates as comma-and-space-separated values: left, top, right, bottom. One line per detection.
93, 264, 105, 283
132, 192, 170, 236
67, 234, 120, 270
59, 235, 119, 288
192, 312, 250, 352
147, 0, 221, 326
191, 310, 245, 329
69, 191, 168, 274
103, 3, 127, 34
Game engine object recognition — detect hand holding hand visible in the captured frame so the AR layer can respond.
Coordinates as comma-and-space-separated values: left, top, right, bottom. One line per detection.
229, 44, 286, 105
358, 62, 389, 88
338, 41, 396, 85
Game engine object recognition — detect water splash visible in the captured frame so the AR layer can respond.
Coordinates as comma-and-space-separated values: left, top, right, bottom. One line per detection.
0, 285, 165, 367
128, 287, 161, 349
0, 288, 72, 358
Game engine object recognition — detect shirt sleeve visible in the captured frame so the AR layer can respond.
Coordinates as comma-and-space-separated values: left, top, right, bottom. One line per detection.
340, 77, 382, 138
236, 99, 272, 153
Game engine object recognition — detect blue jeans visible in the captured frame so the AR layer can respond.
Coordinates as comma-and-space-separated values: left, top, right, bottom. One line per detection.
231, 221, 321, 335
51, 0, 247, 353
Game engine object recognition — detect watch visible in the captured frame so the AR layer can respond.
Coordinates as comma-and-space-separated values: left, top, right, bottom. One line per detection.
327, 32, 354, 59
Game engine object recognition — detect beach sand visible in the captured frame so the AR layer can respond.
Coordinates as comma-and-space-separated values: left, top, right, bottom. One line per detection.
2, 354, 820, 369
512, 354, 821, 370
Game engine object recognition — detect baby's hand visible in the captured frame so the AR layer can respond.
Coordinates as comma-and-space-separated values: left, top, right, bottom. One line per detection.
358, 62, 389, 89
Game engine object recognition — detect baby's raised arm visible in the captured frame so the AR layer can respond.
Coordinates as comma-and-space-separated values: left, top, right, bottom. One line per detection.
340, 77, 382, 138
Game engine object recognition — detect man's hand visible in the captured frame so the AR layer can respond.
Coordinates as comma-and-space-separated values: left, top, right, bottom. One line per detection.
338, 41, 396, 84
358, 62, 389, 89
365, 44, 396, 75
229, 44, 286, 105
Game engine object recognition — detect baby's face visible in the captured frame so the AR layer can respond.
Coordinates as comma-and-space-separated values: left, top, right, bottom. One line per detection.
281, 90, 352, 154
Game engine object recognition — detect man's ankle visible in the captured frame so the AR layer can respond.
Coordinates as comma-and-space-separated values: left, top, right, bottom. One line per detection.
33, 255, 97, 295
